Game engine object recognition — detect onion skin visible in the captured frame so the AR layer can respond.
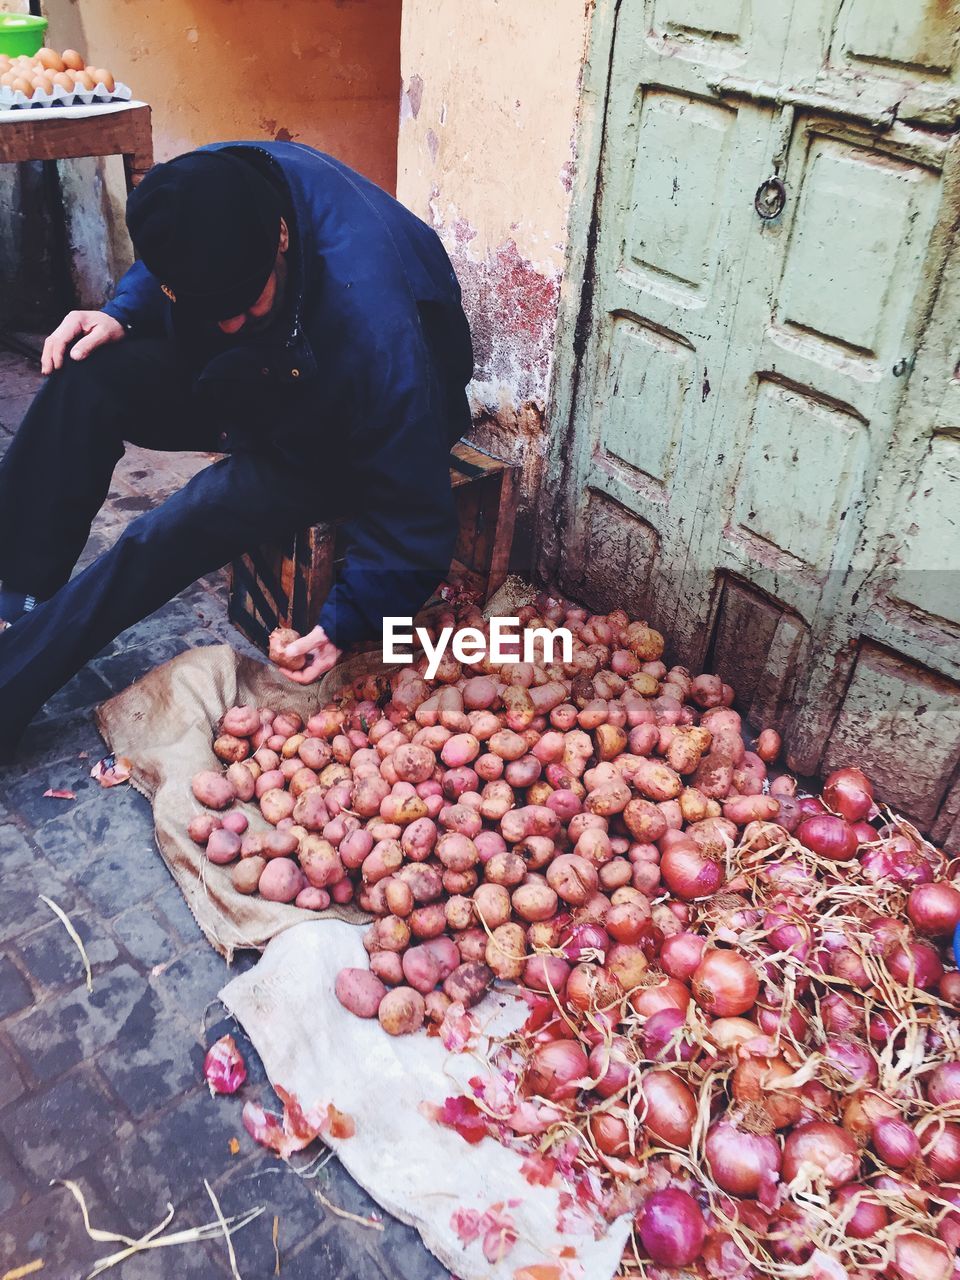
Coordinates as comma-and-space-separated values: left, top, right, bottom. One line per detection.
782, 1122, 860, 1187
731, 1056, 802, 1129
692, 949, 760, 1017
797, 814, 859, 861
907, 882, 960, 936
638, 1188, 706, 1267
705, 1120, 782, 1198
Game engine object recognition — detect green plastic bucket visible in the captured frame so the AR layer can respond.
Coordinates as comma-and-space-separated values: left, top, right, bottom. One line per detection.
0, 14, 49, 59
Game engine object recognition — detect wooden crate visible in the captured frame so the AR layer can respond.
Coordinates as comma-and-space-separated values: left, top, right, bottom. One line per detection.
228, 441, 517, 653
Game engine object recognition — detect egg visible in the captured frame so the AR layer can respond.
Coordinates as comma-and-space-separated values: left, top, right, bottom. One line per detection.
0, 55, 11, 74
10, 77, 35, 97
52, 71, 73, 92
61, 49, 84, 72
0, 70, 16, 87
74, 69, 96, 91
91, 67, 115, 92
36, 47, 65, 72
33, 72, 54, 95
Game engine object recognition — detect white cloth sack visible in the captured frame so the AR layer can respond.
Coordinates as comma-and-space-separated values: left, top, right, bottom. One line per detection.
220, 921, 631, 1279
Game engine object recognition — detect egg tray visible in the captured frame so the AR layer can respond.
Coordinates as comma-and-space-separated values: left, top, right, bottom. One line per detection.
0, 80, 132, 110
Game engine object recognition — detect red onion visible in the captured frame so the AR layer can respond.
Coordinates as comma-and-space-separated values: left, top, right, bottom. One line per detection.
918, 1119, 960, 1180
842, 1090, 899, 1141
782, 1122, 860, 1187
824, 1036, 878, 1088
660, 931, 706, 981
629, 975, 690, 1018
820, 992, 862, 1036
641, 1008, 696, 1063
757, 1002, 808, 1041
705, 1119, 782, 1198
660, 845, 724, 901
852, 820, 877, 844
640, 1070, 698, 1147
560, 922, 610, 962
731, 1056, 802, 1129
939, 970, 960, 1006
577, 1007, 618, 1048
692, 949, 760, 1017
827, 946, 871, 988
588, 1037, 636, 1098
872, 1116, 920, 1169
203, 1034, 247, 1095
797, 814, 858, 861
638, 1188, 706, 1267
766, 1215, 814, 1264
927, 1061, 960, 1106
522, 954, 571, 994
589, 1107, 630, 1157
565, 962, 620, 1013
796, 795, 828, 818
861, 834, 937, 886
823, 767, 874, 822
525, 1039, 588, 1101
835, 1184, 889, 1238
893, 1232, 953, 1280
886, 940, 943, 991
907, 882, 960, 936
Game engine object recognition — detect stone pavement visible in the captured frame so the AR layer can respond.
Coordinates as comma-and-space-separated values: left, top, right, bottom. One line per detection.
0, 348, 450, 1280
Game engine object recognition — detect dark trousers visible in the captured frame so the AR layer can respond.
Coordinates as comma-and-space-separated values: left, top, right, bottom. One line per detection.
0, 339, 322, 749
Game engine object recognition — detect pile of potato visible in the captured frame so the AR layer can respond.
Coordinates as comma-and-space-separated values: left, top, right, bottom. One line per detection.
0, 47, 116, 98
188, 602, 791, 1037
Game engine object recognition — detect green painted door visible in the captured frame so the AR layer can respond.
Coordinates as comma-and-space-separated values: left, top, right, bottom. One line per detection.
556, 0, 960, 845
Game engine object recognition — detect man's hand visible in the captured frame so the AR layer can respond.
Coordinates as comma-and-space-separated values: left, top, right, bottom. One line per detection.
41, 310, 125, 375
278, 625, 343, 685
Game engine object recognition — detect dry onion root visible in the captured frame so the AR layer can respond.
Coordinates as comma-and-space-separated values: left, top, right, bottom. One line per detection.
189, 595, 960, 1275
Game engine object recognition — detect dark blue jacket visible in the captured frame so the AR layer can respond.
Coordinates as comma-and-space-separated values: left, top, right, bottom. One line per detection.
103, 141, 473, 650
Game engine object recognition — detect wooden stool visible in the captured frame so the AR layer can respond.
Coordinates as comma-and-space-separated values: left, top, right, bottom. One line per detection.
228, 441, 518, 653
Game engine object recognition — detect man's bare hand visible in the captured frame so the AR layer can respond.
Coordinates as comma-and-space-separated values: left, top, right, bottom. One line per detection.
279, 625, 343, 684
41, 310, 125, 375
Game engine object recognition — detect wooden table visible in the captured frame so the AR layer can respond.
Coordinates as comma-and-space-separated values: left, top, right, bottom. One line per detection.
0, 99, 152, 191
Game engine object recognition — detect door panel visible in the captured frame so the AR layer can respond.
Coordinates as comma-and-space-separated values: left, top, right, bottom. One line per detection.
558, 0, 960, 844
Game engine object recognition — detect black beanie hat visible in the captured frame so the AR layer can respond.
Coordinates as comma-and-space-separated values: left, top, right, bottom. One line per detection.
126, 150, 284, 320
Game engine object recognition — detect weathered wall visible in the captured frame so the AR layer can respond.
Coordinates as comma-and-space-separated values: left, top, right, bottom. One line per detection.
396, 0, 593, 558
4, 0, 401, 321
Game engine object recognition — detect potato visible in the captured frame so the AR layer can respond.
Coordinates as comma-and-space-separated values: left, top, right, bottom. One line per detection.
258, 858, 305, 902
261, 829, 298, 860
192, 770, 235, 810
484, 851, 527, 887
512, 882, 559, 922
422, 936, 461, 980
436, 832, 479, 872
206, 828, 242, 865
473, 883, 512, 930
396, 862, 443, 903
486, 923, 526, 981
259, 788, 296, 826
632, 758, 683, 802
222, 704, 261, 737
623, 798, 668, 843
500, 806, 561, 844
213, 733, 250, 764
443, 962, 494, 1008
445, 894, 475, 931
188, 813, 221, 845
401, 819, 440, 860
296, 886, 331, 911
408, 903, 448, 939
269, 627, 305, 671
691, 751, 735, 800
378, 986, 426, 1035
232, 856, 267, 894
425, 991, 452, 1023
255, 768, 285, 799
402, 945, 442, 994
370, 951, 404, 985
362, 839, 404, 884
336, 967, 387, 1018
222, 761, 255, 804
221, 811, 249, 836
300, 837, 345, 888
547, 854, 599, 905
722, 795, 780, 825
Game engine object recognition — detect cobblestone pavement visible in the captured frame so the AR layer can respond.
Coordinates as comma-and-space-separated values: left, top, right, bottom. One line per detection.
0, 348, 450, 1280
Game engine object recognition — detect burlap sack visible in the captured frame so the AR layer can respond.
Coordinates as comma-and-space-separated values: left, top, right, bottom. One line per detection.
95, 644, 388, 958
